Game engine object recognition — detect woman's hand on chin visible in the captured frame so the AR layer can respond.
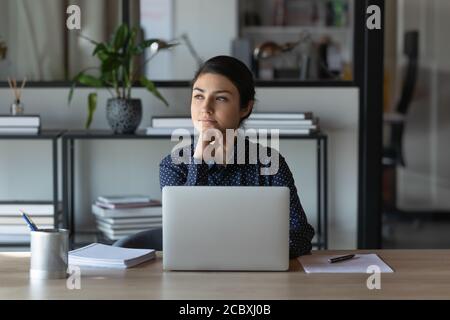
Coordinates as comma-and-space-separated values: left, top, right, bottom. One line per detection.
193, 127, 231, 164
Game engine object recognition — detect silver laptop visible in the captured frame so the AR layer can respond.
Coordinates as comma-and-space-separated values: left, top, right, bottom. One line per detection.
162, 186, 290, 271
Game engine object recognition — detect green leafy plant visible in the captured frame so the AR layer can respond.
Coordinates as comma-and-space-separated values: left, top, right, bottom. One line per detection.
68, 23, 177, 128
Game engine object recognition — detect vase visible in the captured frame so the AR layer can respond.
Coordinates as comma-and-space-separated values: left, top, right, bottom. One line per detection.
10, 100, 25, 115
106, 98, 142, 134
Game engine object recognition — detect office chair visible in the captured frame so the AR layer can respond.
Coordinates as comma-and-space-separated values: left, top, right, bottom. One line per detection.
383, 31, 419, 167
382, 30, 419, 212
112, 227, 163, 251
382, 31, 419, 245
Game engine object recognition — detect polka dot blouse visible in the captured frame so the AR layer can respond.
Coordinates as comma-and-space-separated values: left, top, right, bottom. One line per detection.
159, 137, 315, 258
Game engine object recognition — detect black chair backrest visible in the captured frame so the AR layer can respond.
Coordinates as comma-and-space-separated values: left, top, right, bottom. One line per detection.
397, 31, 419, 115
390, 31, 419, 166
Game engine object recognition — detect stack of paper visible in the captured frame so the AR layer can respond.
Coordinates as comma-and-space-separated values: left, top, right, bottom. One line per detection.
298, 253, 394, 273
69, 243, 156, 268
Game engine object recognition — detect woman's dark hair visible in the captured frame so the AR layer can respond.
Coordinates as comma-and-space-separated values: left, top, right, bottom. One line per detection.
191, 55, 255, 124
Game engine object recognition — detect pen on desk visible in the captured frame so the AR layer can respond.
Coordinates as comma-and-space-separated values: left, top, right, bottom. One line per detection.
328, 254, 355, 264
20, 210, 39, 231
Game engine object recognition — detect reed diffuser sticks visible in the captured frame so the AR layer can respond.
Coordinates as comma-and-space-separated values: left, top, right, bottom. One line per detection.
7, 76, 27, 102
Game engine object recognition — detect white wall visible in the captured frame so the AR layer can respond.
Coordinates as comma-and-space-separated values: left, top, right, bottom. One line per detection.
144, 0, 238, 80
0, 86, 359, 249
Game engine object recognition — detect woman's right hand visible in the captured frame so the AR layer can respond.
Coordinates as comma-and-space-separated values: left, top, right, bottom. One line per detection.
193, 127, 226, 162
193, 130, 212, 161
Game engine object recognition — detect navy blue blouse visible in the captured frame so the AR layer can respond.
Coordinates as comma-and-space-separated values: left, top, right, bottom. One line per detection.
159, 137, 315, 258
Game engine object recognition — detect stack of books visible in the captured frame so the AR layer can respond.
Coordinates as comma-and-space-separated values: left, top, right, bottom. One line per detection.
244, 112, 319, 135
145, 113, 319, 136
92, 195, 162, 241
0, 201, 56, 244
0, 115, 41, 134
146, 117, 194, 136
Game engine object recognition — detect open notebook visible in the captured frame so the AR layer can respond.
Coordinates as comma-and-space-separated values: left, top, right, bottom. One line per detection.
69, 243, 155, 269
298, 253, 394, 273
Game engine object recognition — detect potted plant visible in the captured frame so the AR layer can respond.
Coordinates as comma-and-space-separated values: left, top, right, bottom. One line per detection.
68, 23, 177, 134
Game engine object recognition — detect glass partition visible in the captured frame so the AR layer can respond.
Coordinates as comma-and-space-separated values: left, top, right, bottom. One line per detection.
0, 0, 122, 81
0, 0, 354, 84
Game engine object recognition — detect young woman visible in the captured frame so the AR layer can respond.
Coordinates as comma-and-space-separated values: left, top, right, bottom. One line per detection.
159, 55, 314, 258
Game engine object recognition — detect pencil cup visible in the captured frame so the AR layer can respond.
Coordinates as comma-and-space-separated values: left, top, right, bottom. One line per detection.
30, 229, 69, 280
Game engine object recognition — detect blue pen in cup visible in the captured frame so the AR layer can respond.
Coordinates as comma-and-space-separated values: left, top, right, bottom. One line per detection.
20, 210, 39, 231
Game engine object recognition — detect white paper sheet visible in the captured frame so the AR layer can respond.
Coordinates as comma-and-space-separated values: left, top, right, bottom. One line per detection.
298, 253, 394, 273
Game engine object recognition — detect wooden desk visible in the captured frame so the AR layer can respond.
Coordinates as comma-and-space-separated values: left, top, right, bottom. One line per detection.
1, 250, 450, 299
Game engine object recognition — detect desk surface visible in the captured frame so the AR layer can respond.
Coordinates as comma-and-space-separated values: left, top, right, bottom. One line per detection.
1, 250, 450, 299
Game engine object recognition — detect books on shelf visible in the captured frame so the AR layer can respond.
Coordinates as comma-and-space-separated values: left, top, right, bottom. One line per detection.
146, 113, 319, 136
0, 201, 59, 244
150, 113, 314, 127
92, 195, 162, 241
152, 117, 193, 128
259, 128, 316, 135
97, 195, 154, 204
147, 116, 194, 136
92, 204, 162, 218
244, 112, 319, 135
0, 216, 54, 225
248, 112, 313, 120
96, 225, 160, 240
0, 224, 53, 234
0, 115, 41, 134
146, 126, 195, 136
0, 234, 31, 244
95, 200, 161, 209
0, 127, 40, 134
0, 201, 61, 216
97, 220, 162, 230
0, 115, 41, 127
69, 243, 156, 268
96, 216, 162, 225
244, 119, 317, 127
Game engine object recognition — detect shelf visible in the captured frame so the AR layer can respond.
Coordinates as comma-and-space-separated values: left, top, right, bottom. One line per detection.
62, 129, 328, 140
0, 129, 64, 140
241, 26, 352, 36
62, 129, 170, 140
